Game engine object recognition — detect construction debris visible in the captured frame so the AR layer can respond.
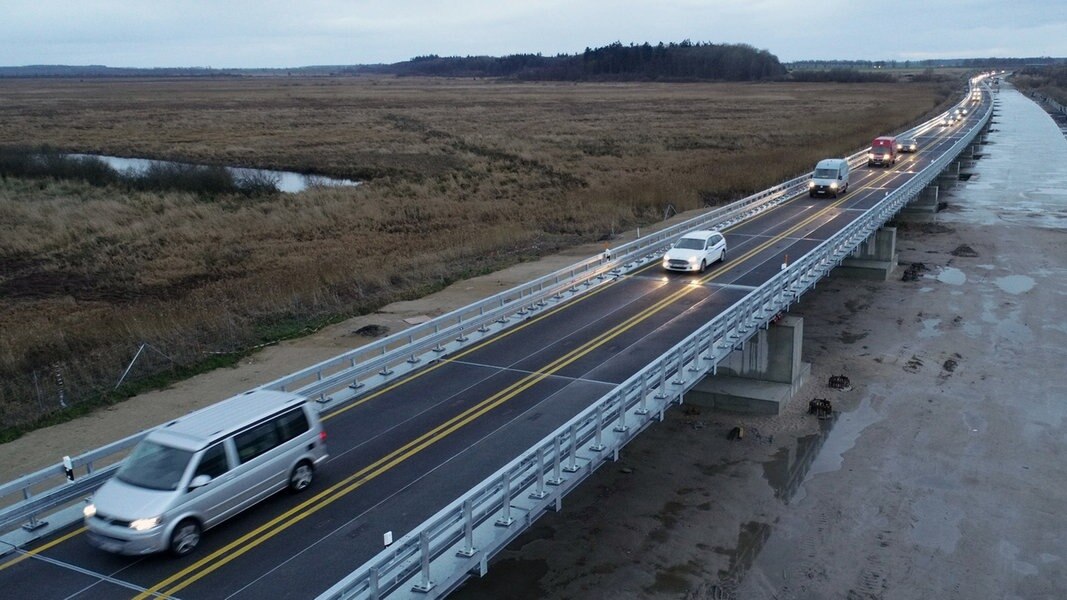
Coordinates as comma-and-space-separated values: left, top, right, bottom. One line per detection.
901, 262, 930, 282
828, 375, 852, 390
808, 398, 833, 419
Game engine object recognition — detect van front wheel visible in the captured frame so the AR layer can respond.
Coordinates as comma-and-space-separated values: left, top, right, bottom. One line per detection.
289, 461, 314, 492
170, 519, 201, 557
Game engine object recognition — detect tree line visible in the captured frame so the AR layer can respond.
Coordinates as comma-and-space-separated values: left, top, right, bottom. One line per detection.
355, 41, 786, 81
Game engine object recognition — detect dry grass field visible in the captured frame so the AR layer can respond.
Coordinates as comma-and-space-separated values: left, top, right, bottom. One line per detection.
0, 76, 954, 432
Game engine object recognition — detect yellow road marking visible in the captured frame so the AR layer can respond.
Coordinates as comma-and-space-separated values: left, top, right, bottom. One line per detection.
140, 170, 877, 598
0, 527, 87, 573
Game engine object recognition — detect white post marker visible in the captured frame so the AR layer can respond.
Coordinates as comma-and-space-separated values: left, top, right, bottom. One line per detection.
63, 456, 74, 481
780, 254, 789, 271
383, 531, 393, 547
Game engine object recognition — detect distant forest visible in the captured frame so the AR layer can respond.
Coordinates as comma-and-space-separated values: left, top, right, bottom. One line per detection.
355, 41, 785, 81
0, 41, 785, 81
5, 45, 1065, 81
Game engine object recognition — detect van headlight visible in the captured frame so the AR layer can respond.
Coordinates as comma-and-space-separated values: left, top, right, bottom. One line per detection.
808, 181, 815, 188
830, 182, 838, 189
130, 516, 162, 531
83, 503, 97, 519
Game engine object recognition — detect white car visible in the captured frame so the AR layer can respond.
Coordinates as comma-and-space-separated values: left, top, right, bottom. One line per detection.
662, 230, 727, 273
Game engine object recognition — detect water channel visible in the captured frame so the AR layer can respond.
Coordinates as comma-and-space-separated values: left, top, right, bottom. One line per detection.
69, 154, 361, 193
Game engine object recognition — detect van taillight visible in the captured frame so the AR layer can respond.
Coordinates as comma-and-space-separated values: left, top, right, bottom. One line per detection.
320, 430, 327, 442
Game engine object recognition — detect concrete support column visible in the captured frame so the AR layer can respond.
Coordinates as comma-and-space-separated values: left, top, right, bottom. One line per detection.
686, 315, 810, 415
902, 184, 939, 215
833, 227, 898, 281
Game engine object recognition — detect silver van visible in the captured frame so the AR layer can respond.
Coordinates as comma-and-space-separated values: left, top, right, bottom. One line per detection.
808, 158, 850, 198
84, 390, 328, 556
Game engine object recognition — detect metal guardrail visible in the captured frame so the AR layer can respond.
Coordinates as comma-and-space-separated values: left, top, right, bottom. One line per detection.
0, 77, 990, 550
317, 78, 993, 600
0, 139, 834, 537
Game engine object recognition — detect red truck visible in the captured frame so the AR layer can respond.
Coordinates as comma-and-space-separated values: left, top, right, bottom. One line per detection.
867, 136, 897, 168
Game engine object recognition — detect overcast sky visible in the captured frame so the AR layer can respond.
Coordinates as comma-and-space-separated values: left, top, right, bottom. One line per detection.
2, 0, 1064, 68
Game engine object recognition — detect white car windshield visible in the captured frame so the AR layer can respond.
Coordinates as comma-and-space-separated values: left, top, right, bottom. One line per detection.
675, 238, 706, 250
814, 168, 837, 178
117, 440, 192, 491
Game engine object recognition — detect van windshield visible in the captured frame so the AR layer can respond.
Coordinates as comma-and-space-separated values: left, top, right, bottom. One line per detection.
117, 440, 193, 491
675, 238, 705, 250
814, 168, 838, 179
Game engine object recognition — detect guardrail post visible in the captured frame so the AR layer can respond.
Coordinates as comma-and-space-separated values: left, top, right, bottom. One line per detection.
433, 325, 445, 352
379, 346, 393, 376
411, 531, 435, 593
549, 435, 567, 481
369, 566, 380, 600
456, 499, 477, 557
613, 395, 629, 433
590, 405, 606, 452
635, 376, 650, 415
530, 447, 549, 499
563, 428, 580, 473
21, 489, 47, 531
671, 353, 686, 385
495, 474, 515, 527
654, 363, 668, 399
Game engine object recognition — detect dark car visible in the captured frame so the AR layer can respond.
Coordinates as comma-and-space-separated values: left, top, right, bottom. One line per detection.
897, 138, 918, 153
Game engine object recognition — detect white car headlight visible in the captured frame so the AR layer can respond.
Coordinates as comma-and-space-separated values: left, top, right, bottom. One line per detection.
130, 516, 162, 531
808, 181, 815, 188
83, 503, 97, 518
688, 256, 697, 263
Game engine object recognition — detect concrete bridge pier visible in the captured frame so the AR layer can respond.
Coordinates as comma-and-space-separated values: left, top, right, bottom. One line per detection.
833, 226, 898, 280
902, 184, 939, 215
937, 160, 962, 187
686, 315, 810, 415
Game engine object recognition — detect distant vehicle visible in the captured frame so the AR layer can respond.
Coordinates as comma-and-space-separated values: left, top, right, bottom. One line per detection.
868, 136, 897, 167
897, 138, 918, 153
808, 158, 850, 197
84, 390, 328, 556
662, 230, 727, 272
941, 115, 955, 127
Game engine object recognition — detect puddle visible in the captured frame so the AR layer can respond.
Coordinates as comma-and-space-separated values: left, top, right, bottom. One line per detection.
714, 521, 773, 585
69, 153, 361, 193
935, 267, 967, 285
919, 318, 943, 339
994, 275, 1035, 295
795, 396, 884, 498
761, 423, 833, 504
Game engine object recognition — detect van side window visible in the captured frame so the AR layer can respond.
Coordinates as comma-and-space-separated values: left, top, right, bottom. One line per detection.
276, 408, 310, 444
235, 420, 281, 464
194, 443, 229, 480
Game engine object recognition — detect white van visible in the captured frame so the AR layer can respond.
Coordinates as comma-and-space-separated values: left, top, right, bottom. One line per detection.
808, 158, 850, 198
84, 390, 328, 556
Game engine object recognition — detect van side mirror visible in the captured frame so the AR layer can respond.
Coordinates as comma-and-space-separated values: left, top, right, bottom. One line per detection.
189, 474, 212, 490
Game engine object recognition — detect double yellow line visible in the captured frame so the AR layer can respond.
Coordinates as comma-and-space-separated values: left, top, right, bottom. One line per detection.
136, 172, 891, 598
